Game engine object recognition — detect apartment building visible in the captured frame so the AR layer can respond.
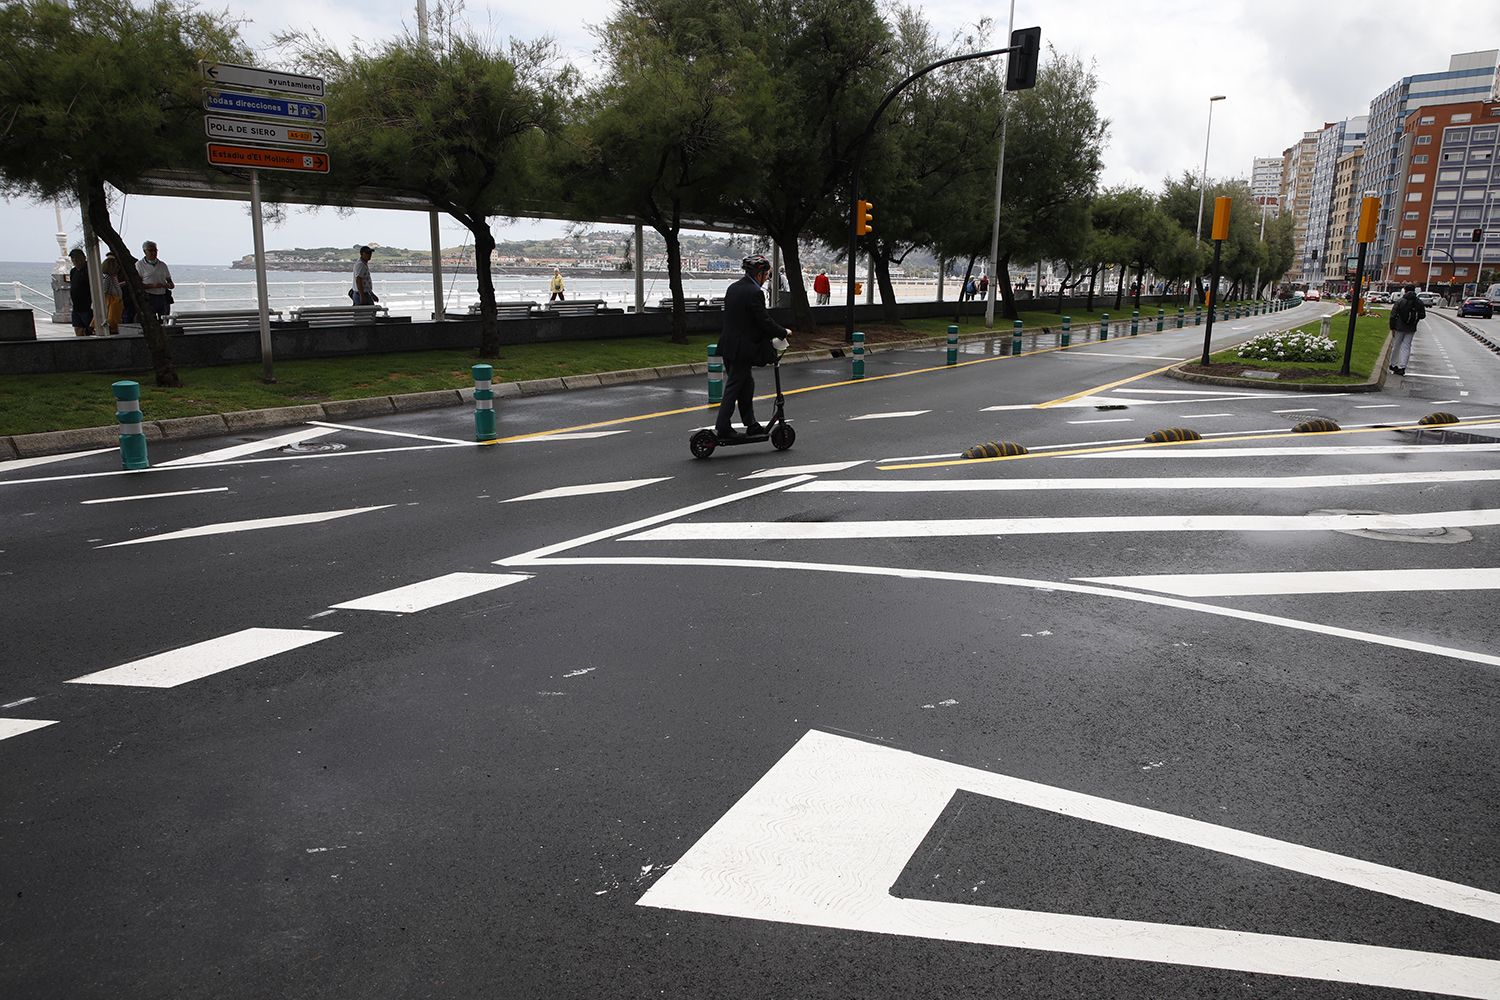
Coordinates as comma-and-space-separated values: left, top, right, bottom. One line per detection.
1355, 50, 1499, 282
1281, 131, 1320, 283
1389, 100, 1500, 288
1304, 116, 1368, 285
1325, 146, 1366, 286
1250, 156, 1283, 209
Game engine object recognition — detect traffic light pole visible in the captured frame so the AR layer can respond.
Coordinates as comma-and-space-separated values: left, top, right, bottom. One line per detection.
844, 44, 1014, 342
1199, 237, 1224, 367
1340, 241, 1367, 376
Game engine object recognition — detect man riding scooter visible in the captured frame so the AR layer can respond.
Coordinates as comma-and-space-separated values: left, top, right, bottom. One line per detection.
714, 254, 793, 439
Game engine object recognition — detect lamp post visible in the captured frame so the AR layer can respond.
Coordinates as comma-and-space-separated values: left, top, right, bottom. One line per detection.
1193, 96, 1227, 246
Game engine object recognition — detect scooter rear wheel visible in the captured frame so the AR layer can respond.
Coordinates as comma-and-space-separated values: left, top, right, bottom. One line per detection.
690, 429, 718, 459
770, 424, 796, 451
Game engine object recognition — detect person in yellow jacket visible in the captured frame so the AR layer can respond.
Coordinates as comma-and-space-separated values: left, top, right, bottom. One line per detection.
549, 269, 565, 301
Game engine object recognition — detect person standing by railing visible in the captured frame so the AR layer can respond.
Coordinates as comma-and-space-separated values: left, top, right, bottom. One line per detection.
101, 257, 123, 335
137, 241, 174, 320
351, 245, 376, 306
67, 249, 94, 336
549, 269, 566, 302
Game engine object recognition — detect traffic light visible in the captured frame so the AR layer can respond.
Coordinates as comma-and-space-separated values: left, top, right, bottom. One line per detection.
855, 198, 874, 236
1005, 27, 1041, 92
1417, 246, 1424, 257
1475, 228, 1485, 242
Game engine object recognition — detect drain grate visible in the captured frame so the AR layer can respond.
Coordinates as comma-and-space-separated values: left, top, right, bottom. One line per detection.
1310, 508, 1472, 545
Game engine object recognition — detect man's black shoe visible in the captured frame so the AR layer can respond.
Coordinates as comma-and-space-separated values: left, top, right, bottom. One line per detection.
743, 424, 767, 436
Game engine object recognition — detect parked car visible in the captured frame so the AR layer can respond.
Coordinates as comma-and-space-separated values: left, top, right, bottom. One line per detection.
1305, 288, 1321, 301
1417, 291, 1441, 308
1459, 296, 1494, 318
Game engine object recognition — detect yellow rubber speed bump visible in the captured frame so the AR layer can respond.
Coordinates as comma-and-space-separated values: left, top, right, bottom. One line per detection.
1292, 417, 1342, 433
1418, 412, 1459, 426
1143, 428, 1203, 443
961, 441, 1029, 459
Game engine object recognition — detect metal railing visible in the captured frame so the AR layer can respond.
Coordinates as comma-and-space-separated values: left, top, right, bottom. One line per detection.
7, 281, 54, 311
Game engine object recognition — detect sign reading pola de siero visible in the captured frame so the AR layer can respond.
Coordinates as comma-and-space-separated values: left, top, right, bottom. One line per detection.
200, 60, 331, 174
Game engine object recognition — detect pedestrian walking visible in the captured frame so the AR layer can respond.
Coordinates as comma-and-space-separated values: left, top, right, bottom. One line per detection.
101, 256, 123, 335
1387, 286, 1426, 376
549, 269, 566, 302
813, 270, 831, 305
351, 245, 376, 306
963, 278, 976, 302
67, 249, 94, 336
978, 274, 989, 299
136, 241, 174, 319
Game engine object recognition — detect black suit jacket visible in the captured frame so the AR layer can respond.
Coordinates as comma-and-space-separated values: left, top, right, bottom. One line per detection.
718, 275, 787, 366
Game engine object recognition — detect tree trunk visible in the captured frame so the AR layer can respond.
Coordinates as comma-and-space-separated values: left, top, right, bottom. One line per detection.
996, 256, 1018, 321
471, 221, 499, 358
954, 253, 977, 324
663, 223, 688, 345
84, 178, 179, 387
874, 249, 899, 322
1085, 265, 1098, 311
773, 236, 812, 330
1113, 263, 1125, 310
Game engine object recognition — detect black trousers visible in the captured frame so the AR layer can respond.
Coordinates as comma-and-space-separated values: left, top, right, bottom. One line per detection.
715, 360, 758, 434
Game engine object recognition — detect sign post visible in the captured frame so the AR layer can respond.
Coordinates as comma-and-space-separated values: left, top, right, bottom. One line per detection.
201, 62, 328, 385
1199, 196, 1231, 367
1341, 195, 1380, 376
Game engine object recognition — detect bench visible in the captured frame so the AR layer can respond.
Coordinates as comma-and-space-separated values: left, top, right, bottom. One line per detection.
466, 300, 538, 320
540, 299, 617, 317
289, 304, 389, 326
166, 308, 283, 334
646, 296, 709, 312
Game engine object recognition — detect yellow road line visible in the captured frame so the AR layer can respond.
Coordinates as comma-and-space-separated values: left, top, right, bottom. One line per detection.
878, 418, 1500, 471
1035, 361, 1184, 408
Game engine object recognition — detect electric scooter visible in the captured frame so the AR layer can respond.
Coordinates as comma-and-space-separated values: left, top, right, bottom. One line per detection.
689, 346, 795, 458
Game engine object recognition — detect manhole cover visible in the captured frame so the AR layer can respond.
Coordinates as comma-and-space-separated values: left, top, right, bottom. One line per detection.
280, 441, 347, 454
1310, 508, 1472, 545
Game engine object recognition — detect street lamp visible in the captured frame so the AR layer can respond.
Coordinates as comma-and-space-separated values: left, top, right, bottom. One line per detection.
1193, 95, 1227, 245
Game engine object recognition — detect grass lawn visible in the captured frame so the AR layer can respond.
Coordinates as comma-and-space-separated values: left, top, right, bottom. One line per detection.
904, 301, 1258, 339
0, 334, 720, 437
1201, 311, 1389, 384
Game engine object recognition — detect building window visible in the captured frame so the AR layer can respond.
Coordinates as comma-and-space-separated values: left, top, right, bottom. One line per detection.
1443, 151, 1465, 162
1404, 211, 1420, 220
1475, 128, 1497, 141
1396, 266, 1412, 275
1408, 192, 1425, 202
1439, 169, 1462, 182
1459, 207, 1482, 220
1409, 172, 1427, 184
1445, 127, 1471, 143
1432, 229, 1451, 239
1456, 268, 1470, 277
1467, 169, 1489, 182
1434, 190, 1456, 202
1401, 229, 1417, 238
1419, 116, 1436, 125
1413, 154, 1429, 163
1416, 135, 1432, 145
1462, 189, 1485, 201
1450, 113, 1473, 124
1433, 209, 1455, 220
1398, 248, 1414, 257
1455, 246, 1476, 259
1472, 149, 1494, 161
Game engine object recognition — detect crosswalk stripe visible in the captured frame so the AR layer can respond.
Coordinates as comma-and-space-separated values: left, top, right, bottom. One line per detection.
95, 504, 393, 548
1077, 567, 1500, 597
81, 487, 230, 505
849, 410, 931, 420
502, 478, 671, 503
742, 461, 868, 479
789, 469, 1500, 493
0, 718, 59, 741
67, 627, 340, 688
331, 572, 532, 612
159, 426, 338, 466
625, 509, 1500, 542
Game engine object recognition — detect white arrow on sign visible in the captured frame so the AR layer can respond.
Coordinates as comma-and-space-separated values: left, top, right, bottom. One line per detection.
201, 60, 324, 98
204, 115, 325, 148
640, 730, 1500, 998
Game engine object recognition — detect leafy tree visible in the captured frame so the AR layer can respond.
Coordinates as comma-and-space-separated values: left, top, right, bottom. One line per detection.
283, 28, 572, 357
565, 0, 749, 343
0, 0, 245, 386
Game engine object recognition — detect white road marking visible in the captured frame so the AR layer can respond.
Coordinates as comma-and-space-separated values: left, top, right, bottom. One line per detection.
983, 391, 1356, 413
159, 426, 338, 466
848, 410, 932, 421
0, 718, 58, 741
791, 469, 1500, 493
331, 571, 532, 612
1066, 418, 1134, 424
741, 461, 868, 479
0, 447, 116, 474
1081, 443, 1500, 458
517, 554, 1500, 669
306, 420, 473, 445
0, 697, 37, 709
625, 509, 1500, 542
1114, 388, 1292, 396
1056, 351, 1185, 361
1272, 408, 1316, 414
80, 487, 229, 505
95, 504, 393, 548
640, 730, 1500, 997
1403, 373, 1461, 379
1176, 412, 1233, 418
1354, 404, 1401, 409
1078, 567, 1500, 597
502, 478, 671, 503
512, 430, 631, 441
67, 627, 339, 688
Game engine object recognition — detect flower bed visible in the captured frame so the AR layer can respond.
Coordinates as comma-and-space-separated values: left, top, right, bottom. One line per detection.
1235, 329, 1339, 363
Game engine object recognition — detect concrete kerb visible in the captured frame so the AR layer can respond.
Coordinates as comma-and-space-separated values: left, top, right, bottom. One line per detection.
156, 414, 231, 439
1165, 329, 1394, 393
0, 437, 17, 461
391, 389, 464, 412
322, 396, 398, 420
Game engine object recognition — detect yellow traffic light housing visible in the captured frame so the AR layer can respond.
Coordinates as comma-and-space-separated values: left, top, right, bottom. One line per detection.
856, 199, 874, 236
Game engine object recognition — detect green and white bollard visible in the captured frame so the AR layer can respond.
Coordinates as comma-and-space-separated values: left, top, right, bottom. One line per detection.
1130, 310, 1139, 336
1176, 307, 1185, 328
946, 325, 959, 366
852, 331, 865, 379
1011, 320, 1023, 356
112, 380, 148, 470
1100, 313, 1109, 341
472, 363, 497, 441
1155, 308, 1165, 332
1194, 306, 1202, 326
1061, 315, 1071, 347
707, 343, 723, 403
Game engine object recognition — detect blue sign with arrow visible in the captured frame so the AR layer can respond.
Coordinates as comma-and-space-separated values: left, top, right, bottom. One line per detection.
203, 89, 325, 123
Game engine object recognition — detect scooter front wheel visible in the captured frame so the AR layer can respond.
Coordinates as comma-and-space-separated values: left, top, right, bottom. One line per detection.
690, 429, 718, 459
770, 424, 796, 451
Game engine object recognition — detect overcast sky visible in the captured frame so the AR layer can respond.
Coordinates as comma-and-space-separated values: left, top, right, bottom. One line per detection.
2, 0, 1493, 264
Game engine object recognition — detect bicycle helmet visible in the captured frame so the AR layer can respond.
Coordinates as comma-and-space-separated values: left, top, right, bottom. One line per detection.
742, 254, 772, 275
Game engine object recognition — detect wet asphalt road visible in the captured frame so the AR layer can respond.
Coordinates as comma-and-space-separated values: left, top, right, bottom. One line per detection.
3, 303, 1499, 999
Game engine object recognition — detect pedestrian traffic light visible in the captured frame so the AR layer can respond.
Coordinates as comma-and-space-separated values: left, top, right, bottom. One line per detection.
856, 199, 874, 236
1005, 27, 1041, 92
1474, 228, 1485, 242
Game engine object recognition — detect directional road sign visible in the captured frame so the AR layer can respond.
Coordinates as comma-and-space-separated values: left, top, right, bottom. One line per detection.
206, 144, 330, 174
200, 61, 325, 98
204, 115, 325, 148
204, 89, 325, 123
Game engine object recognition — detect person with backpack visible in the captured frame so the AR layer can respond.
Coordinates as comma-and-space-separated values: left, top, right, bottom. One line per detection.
1387, 286, 1426, 377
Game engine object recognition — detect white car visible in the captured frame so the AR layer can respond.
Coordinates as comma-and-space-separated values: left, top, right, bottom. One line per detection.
1417, 291, 1440, 308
